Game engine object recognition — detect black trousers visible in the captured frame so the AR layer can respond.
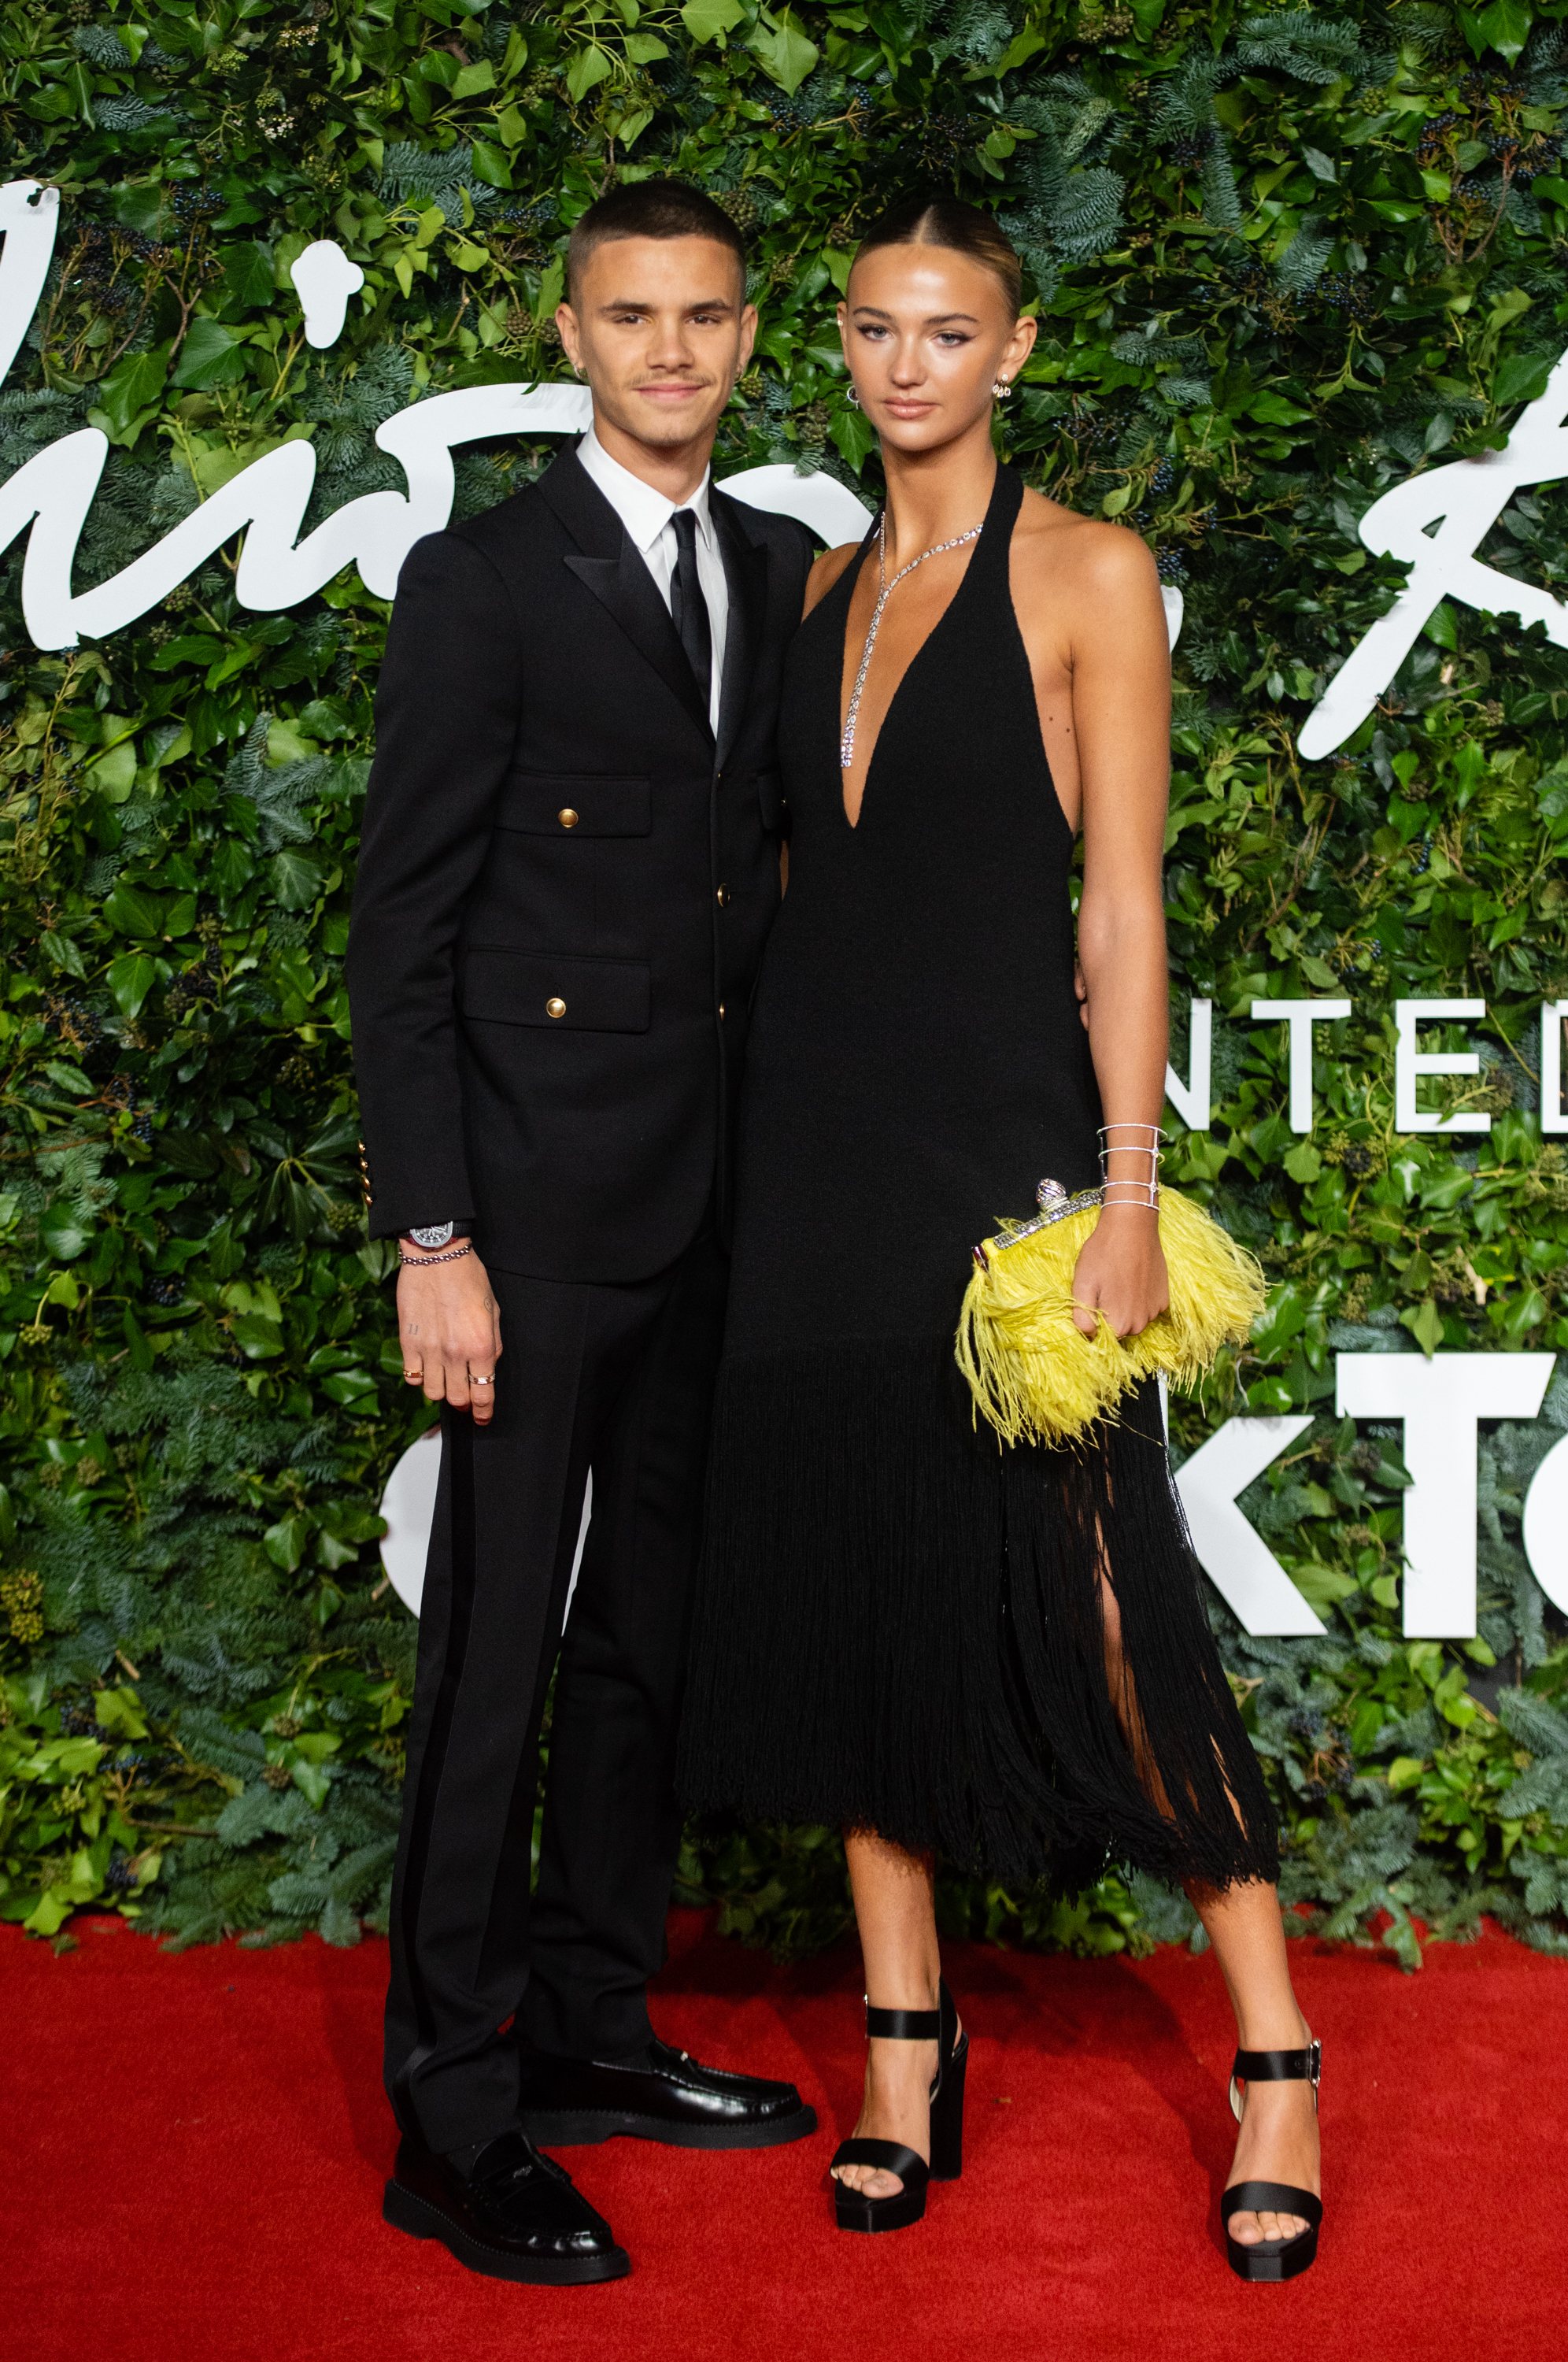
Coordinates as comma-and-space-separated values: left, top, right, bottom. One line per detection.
383, 1227, 727, 2154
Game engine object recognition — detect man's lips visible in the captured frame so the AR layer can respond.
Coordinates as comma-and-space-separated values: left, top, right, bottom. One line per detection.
632, 381, 708, 400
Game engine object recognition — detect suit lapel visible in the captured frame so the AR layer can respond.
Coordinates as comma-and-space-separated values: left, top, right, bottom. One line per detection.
540, 446, 711, 742
712, 489, 771, 769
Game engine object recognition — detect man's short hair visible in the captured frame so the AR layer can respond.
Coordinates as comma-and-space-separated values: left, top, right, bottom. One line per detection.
566, 179, 748, 304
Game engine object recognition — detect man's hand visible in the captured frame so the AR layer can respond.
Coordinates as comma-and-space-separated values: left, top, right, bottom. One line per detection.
398, 1249, 502, 1425
1071, 1206, 1169, 1340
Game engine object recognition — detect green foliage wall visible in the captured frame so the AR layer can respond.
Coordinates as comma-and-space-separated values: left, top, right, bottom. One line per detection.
3, 0, 1568, 1967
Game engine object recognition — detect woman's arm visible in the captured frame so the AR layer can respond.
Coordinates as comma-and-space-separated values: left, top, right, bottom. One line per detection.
1062, 527, 1173, 1338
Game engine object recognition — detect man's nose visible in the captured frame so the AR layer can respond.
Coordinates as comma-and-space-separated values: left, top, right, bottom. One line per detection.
646, 316, 696, 369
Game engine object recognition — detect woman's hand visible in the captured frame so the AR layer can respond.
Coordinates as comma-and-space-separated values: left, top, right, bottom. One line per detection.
1071, 1206, 1169, 1339
397, 1250, 503, 1424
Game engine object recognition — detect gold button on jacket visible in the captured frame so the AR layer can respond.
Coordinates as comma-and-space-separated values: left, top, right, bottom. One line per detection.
546, 997, 567, 1019
557, 807, 579, 829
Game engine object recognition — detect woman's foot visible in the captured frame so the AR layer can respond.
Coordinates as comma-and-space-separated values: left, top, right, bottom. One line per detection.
830, 2016, 962, 2200
1226, 2020, 1321, 2248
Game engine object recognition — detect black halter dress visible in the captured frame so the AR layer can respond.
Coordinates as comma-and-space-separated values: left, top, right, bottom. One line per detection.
679, 465, 1277, 1893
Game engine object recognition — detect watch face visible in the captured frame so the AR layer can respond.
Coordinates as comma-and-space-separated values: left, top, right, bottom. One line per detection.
408, 1224, 455, 1250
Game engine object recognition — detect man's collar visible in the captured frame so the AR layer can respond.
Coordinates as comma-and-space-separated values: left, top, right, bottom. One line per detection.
577, 422, 716, 553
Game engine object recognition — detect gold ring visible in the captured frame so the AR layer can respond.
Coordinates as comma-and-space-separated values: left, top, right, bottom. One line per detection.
470, 1374, 494, 1386
403, 1368, 422, 1381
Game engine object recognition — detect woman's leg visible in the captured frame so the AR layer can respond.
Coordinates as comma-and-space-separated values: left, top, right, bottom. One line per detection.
832, 1828, 950, 2199
1187, 1879, 1319, 2245
1100, 1576, 1318, 2247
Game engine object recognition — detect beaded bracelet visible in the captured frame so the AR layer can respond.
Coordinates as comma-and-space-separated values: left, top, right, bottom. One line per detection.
399, 1240, 475, 1268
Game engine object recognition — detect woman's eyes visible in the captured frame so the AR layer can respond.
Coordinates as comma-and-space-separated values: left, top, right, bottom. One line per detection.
853, 324, 974, 349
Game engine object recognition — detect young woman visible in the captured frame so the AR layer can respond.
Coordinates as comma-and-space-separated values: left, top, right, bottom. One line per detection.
679, 199, 1322, 2281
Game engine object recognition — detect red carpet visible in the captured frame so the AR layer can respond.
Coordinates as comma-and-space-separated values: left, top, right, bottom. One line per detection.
9, 1909, 1566, 2362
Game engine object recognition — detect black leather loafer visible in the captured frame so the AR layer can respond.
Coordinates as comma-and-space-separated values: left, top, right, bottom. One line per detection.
383, 2128, 629, 2284
517, 2035, 817, 2150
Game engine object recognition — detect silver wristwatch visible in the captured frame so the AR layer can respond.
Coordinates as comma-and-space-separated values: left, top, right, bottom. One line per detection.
405, 1223, 455, 1250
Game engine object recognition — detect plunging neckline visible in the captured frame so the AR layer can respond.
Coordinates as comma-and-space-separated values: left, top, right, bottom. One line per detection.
836, 483, 997, 831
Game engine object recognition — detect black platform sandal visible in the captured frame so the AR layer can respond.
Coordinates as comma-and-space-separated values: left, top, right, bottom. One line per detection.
1222, 2039, 1323, 2282
830, 1978, 968, 2234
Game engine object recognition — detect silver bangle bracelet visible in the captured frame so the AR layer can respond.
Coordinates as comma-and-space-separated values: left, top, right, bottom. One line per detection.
1097, 1123, 1163, 1201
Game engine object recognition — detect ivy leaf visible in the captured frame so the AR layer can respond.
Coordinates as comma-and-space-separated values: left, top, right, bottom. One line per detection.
172, 317, 248, 392
106, 952, 159, 1019
218, 242, 275, 310
88, 344, 170, 447
749, 7, 819, 94
470, 138, 512, 190
1400, 1298, 1445, 1358
1459, 0, 1533, 63
212, 840, 255, 899
104, 881, 163, 939
233, 1313, 286, 1358
40, 1205, 89, 1261
1495, 350, 1553, 408
290, 1758, 334, 1809
268, 848, 326, 911
1247, 391, 1312, 426
682, 0, 745, 43
830, 402, 878, 472
564, 44, 612, 99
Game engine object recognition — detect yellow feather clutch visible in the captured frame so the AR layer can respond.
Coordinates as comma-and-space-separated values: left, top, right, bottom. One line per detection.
956, 1178, 1266, 1449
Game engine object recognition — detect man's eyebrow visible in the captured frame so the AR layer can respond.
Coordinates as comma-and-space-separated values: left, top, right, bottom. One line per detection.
597, 294, 738, 313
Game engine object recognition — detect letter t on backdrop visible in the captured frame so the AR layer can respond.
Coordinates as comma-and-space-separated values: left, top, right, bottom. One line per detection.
1252, 999, 1353, 1131
1336, 1353, 1554, 1635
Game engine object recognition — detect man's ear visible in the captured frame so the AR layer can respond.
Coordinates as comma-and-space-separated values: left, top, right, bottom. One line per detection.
737, 302, 759, 375
556, 302, 583, 375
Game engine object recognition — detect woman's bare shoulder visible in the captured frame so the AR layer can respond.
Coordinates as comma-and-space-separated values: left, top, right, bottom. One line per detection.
803, 540, 862, 620
1012, 484, 1159, 590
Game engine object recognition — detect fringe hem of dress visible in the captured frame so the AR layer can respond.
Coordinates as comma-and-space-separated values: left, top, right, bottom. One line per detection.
678, 1336, 1279, 1897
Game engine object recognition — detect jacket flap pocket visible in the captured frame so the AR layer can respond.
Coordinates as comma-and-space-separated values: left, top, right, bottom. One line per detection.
755, 768, 784, 831
497, 773, 651, 838
460, 950, 650, 1034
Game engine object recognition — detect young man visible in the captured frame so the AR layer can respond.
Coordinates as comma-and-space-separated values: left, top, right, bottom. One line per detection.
347, 180, 815, 2285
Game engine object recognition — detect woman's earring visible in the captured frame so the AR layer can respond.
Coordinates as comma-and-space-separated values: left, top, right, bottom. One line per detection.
845, 385, 861, 409
992, 378, 1013, 401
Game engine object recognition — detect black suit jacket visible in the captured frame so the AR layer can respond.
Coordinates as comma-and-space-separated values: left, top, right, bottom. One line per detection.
346, 443, 813, 1282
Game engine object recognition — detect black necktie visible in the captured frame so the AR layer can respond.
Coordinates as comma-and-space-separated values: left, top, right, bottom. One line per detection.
669, 507, 713, 719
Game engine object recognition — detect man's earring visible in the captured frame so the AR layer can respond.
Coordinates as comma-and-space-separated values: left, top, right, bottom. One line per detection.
992, 378, 1013, 401
845, 385, 861, 409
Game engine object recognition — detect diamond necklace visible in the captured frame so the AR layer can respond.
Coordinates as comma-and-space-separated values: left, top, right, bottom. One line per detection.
839, 511, 985, 773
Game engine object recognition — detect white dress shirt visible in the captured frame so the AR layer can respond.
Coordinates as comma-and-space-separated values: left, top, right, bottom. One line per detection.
576, 424, 729, 733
